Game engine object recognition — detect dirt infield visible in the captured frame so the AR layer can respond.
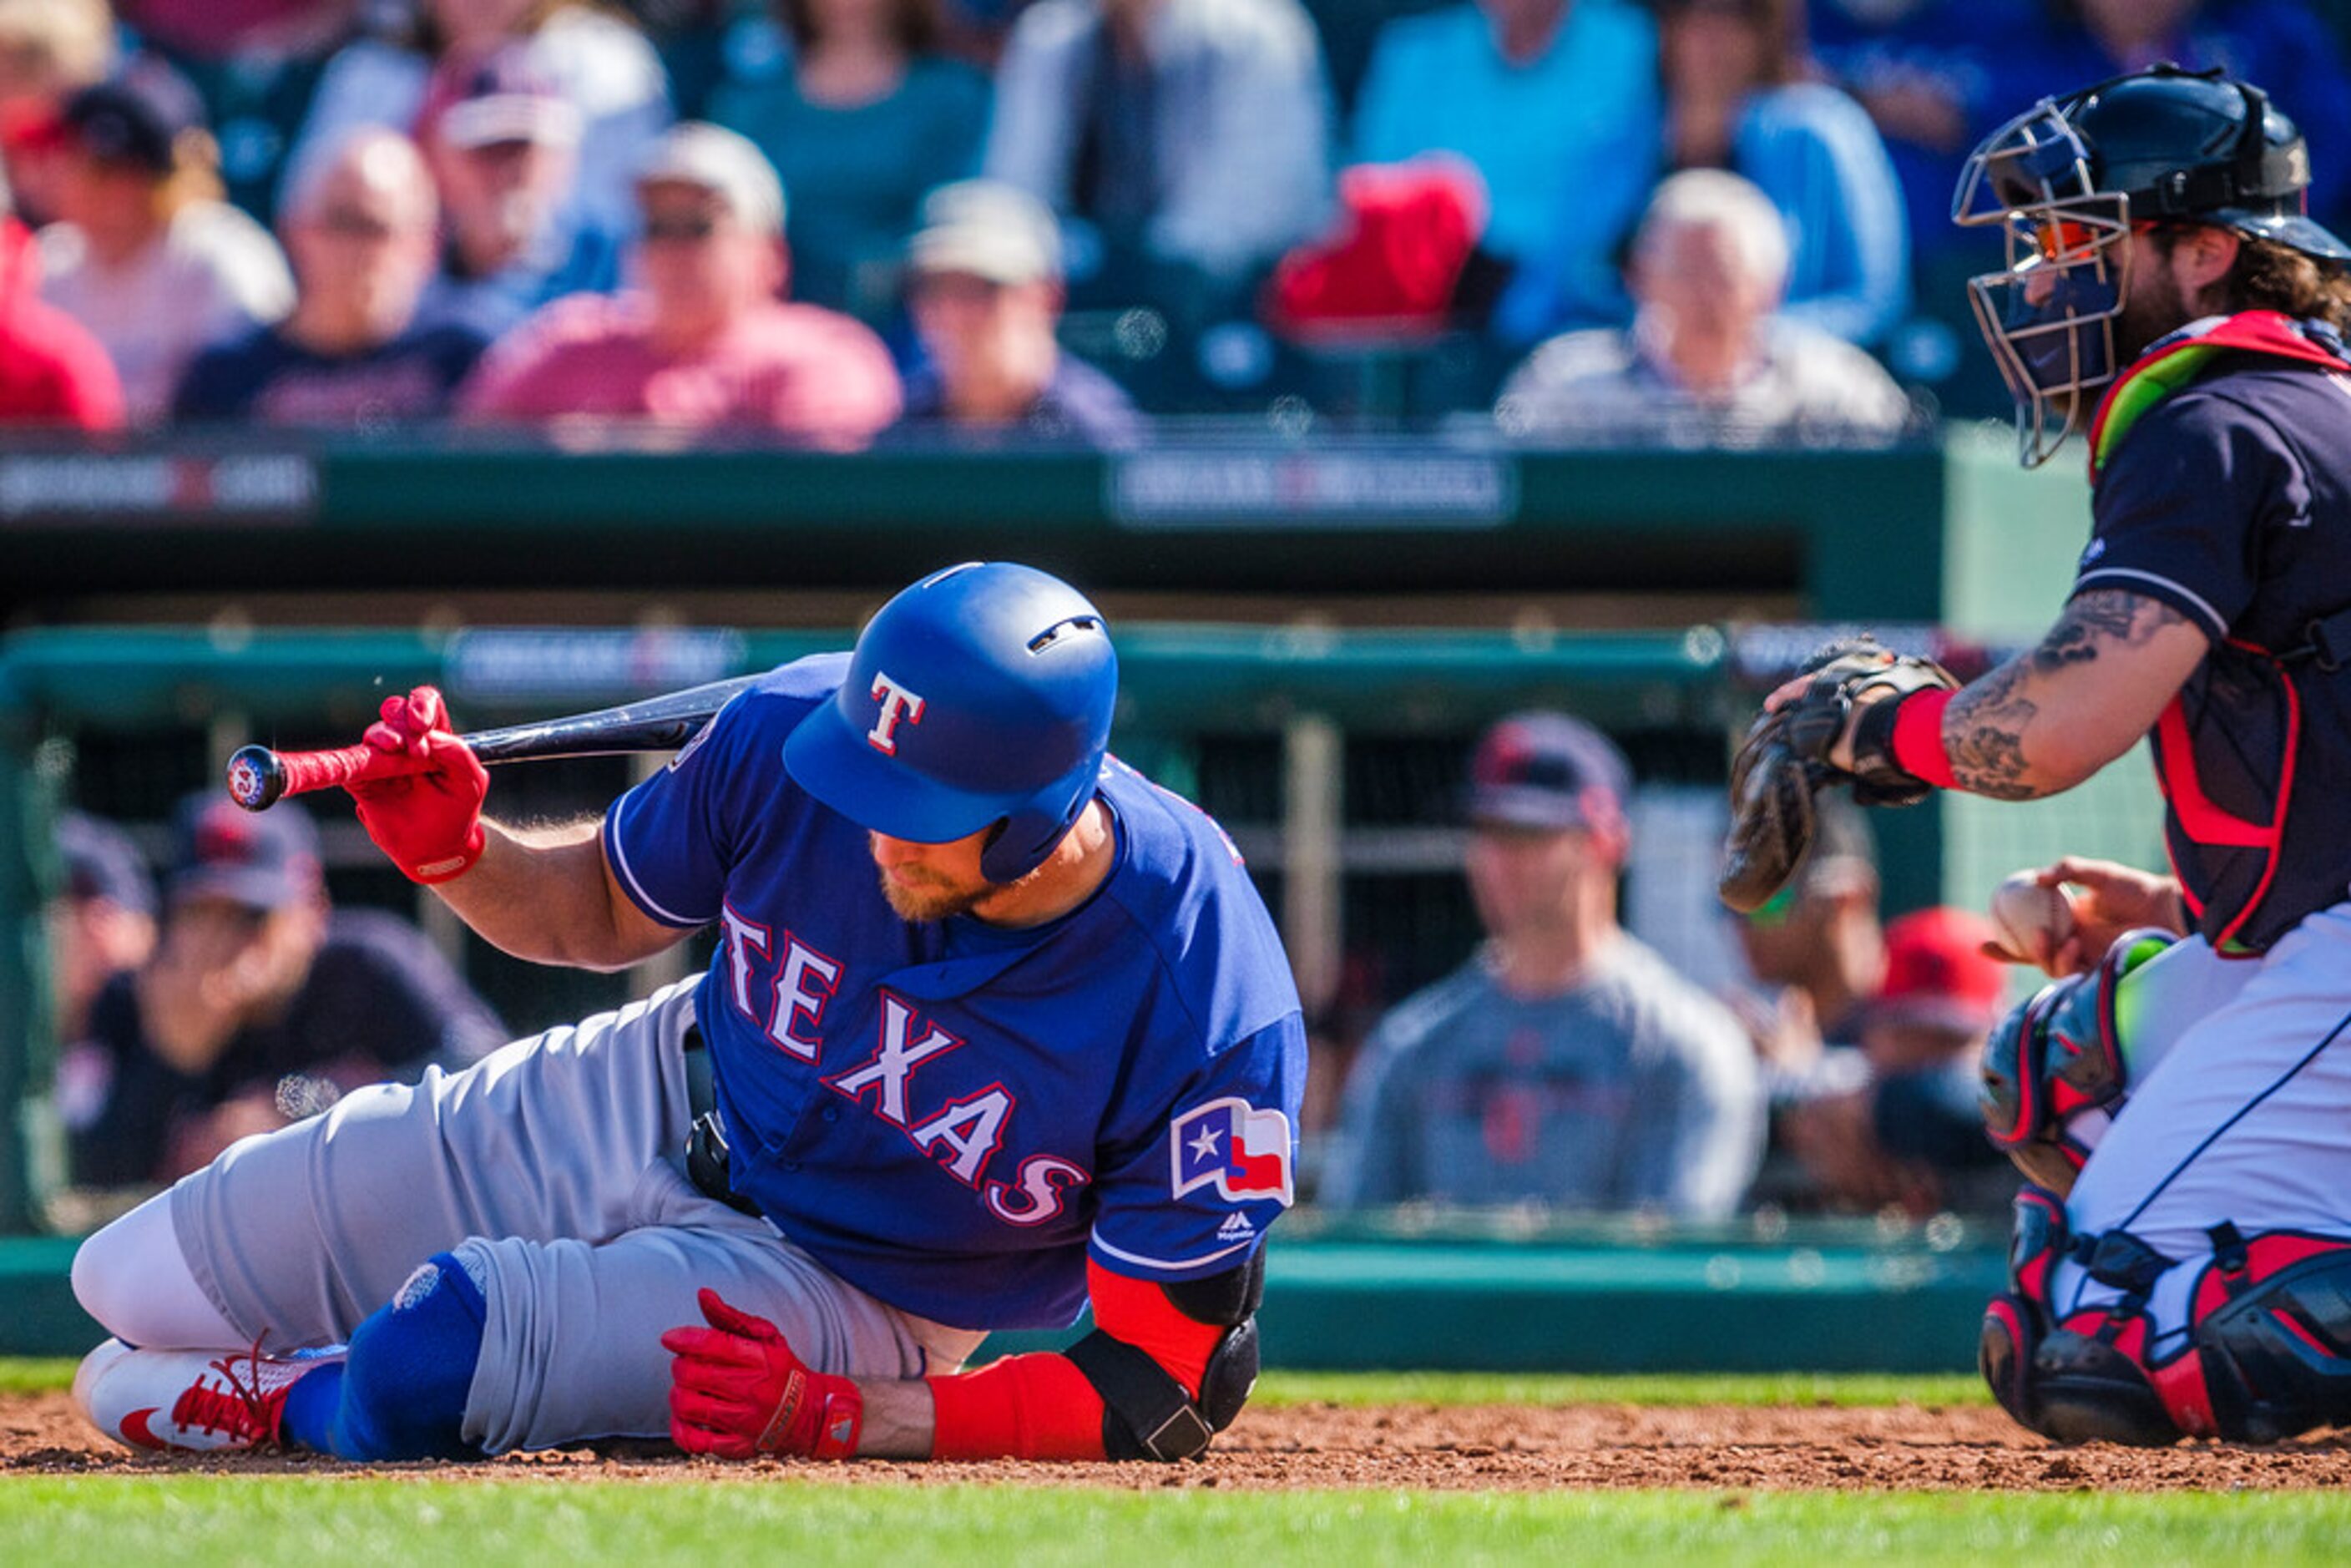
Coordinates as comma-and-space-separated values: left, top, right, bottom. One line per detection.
10, 1389, 2351, 1490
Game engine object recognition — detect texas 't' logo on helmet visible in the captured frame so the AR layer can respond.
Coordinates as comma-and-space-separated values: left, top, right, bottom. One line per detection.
866, 672, 927, 755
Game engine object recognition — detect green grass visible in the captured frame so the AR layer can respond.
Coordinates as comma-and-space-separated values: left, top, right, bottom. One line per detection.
0, 1367, 2315, 1561
0, 1360, 73, 1395
0, 1358, 1990, 1408
0, 1479, 2343, 1565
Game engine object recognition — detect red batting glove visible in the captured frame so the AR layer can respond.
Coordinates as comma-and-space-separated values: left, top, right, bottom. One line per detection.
661, 1288, 863, 1460
347, 685, 488, 884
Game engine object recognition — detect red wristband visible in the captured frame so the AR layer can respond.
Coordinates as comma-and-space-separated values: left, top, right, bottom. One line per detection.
928, 1353, 1105, 1460
1890, 688, 1959, 791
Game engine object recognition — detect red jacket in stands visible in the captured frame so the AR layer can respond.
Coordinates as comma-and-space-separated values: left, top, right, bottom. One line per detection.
0, 217, 123, 430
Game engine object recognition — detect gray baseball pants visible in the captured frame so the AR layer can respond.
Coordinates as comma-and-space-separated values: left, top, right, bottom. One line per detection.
73, 978, 983, 1453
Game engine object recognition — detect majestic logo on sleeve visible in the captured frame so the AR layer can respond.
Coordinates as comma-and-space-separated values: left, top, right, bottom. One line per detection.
866, 673, 927, 755
1170, 1098, 1294, 1207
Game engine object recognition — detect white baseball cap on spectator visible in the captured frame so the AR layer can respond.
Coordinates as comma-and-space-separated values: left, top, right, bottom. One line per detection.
908, 180, 1062, 286
432, 47, 581, 151
635, 122, 785, 236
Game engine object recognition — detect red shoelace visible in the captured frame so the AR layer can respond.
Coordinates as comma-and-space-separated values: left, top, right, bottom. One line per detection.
167, 1338, 284, 1444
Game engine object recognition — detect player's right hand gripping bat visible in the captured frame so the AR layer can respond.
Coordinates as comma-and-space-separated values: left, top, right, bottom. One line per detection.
225, 673, 764, 811
1716, 639, 1959, 913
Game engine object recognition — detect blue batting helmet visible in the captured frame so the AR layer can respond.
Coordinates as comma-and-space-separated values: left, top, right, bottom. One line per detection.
783, 562, 1117, 883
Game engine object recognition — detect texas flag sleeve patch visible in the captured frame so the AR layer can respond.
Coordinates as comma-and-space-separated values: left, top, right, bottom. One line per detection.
1169, 1097, 1295, 1207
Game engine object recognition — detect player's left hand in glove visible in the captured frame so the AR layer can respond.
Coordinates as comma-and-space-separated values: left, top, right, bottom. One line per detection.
347, 685, 488, 884
662, 1288, 863, 1460
1718, 639, 1958, 914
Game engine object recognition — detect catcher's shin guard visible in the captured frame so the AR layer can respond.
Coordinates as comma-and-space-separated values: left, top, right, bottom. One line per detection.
1984, 1189, 2351, 1444
2187, 1226, 2351, 1443
1979, 1186, 2183, 1445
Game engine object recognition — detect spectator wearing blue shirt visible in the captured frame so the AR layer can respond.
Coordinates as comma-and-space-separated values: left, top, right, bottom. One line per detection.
711, 0, 991, 320
1351, 0, 1661, 340
1988, 0, 2351, 231
1512, 0, 1909, 346
1809, 0, 2035, 270
174, 129, 488, 426
1663, 0, 1908, 345
897, 178, 1143, 445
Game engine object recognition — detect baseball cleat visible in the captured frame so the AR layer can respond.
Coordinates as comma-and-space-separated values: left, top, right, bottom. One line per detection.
73, 1338, 316, 1454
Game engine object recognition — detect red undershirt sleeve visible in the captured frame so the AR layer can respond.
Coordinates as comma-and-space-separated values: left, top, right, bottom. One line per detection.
926, 1259, 1226, 1460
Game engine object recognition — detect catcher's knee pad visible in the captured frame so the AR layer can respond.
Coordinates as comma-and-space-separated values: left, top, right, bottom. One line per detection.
1979, 928, 2174, 1196
1979, 1187, 2182, 1445
332, 1251, 488, 1460
1068, 1251, 1265, 1462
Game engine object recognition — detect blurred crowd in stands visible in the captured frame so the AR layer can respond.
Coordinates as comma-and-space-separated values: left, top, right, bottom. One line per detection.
3, 0, 2348, 445
1314, 713, 2019, 1223
49, 796, 504, 1196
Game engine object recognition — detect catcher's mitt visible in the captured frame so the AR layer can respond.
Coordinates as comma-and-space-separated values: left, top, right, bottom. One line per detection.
1716, 640, 1959, 914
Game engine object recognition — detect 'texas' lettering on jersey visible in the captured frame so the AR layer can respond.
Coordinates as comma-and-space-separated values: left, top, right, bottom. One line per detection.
717, 900, 1093, 1226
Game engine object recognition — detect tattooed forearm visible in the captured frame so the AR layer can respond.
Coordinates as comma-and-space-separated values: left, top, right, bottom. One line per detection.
1947, 656, 2039, 799
1942, 590, 2195, 800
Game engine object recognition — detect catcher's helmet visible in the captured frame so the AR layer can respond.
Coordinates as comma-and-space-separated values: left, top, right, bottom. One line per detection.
1953, 64, 2351, 466
784, 561, 1116, 883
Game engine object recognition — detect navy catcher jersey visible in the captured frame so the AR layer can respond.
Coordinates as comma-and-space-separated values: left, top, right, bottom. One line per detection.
602, 654, 1307, 1331
2080, 334, 2351, 948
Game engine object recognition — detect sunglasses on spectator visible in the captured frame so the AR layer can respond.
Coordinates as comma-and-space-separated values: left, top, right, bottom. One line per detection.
642, 214, 724, 243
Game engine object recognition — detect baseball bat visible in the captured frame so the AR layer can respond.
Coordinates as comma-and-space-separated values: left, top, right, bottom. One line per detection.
224, 672, 765, 812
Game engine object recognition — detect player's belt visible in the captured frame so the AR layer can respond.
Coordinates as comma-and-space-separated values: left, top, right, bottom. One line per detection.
681, 1026, 761, 1217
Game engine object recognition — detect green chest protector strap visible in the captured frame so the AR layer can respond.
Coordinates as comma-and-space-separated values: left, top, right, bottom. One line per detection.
2087, 309, 2351, 481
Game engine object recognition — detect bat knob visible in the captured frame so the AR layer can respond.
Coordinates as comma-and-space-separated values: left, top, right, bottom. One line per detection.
225, 746, 286, 812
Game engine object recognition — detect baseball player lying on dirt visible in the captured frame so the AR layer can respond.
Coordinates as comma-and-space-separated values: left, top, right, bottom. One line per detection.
69, 563, 1306, 1464
1722, 66, 2351, 1445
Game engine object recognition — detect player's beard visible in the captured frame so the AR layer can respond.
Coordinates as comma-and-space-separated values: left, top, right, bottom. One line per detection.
878, 864, 988, 922
877, 852, 1056, 923
2111, 242, 2200, 371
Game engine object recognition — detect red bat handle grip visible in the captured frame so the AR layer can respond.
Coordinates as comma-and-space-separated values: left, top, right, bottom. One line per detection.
225, 742, 430, 811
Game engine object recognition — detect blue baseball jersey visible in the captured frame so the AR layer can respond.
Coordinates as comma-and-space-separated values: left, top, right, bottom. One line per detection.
602, 654, 1307, 1331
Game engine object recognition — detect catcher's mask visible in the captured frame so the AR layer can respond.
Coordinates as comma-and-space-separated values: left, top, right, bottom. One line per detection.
1954, 63, 2351, 468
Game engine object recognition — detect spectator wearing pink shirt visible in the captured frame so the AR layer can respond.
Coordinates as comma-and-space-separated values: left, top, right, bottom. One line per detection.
458, 122, 901, 445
